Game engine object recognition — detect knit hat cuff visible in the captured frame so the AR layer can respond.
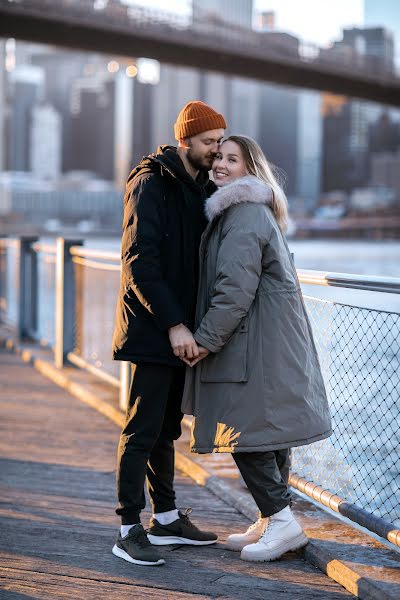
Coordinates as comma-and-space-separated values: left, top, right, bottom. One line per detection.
174, 113, 227, 140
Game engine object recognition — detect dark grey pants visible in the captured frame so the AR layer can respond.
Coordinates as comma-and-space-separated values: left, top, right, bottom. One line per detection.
233, 449, 292, 518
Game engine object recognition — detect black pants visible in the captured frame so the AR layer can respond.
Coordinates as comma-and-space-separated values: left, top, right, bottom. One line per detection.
233, 449, 292, 518
116, 363, 185, 525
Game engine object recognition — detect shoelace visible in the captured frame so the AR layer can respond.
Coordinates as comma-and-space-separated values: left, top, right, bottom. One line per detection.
247, 517, 265, 533
130, 526, 151, 548
260, 517, 279, 540
179, 507, 198, 530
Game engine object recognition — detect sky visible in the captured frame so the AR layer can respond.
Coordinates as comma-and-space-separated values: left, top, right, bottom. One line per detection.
254, 0, 364, 47
123, 0, 399, 59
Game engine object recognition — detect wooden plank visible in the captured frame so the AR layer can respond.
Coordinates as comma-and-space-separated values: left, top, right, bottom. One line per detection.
0, 349, 353, 599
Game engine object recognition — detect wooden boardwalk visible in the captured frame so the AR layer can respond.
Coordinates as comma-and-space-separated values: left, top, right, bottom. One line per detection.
0, 348, 352, 599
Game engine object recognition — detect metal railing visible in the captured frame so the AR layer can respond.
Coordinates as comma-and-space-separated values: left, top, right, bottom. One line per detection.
0, 235, 399, 548
291, 276, 400, 547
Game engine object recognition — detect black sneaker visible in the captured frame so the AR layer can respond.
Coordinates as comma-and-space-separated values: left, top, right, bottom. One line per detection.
147, 508, 218, 546
112, 524, 165, 566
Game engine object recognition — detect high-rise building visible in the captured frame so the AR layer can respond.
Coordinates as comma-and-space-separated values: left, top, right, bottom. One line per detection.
364, 0, 400, 68
320, 26, 396, 195
6, 65, 44, 172
342, 27, 395, 73
30, 103, 62, 179
297, 91, 322, 209
30, 50, 89, 173
258, 84, 298, 198
68, 77, 115, 180
321, 94, 369, 193
256, 21, 321, 211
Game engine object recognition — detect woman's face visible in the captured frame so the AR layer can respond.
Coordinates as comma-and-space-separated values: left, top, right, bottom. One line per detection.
212, 140, 247, 187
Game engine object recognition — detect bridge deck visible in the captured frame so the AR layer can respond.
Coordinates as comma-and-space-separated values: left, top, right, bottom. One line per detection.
0, 2, 399, 105
0, 348, 352, 599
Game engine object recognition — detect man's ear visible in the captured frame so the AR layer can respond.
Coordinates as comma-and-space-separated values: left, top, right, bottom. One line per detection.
178, 137, 191, 149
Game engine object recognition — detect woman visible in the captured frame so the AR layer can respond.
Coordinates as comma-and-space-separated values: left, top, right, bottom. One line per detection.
182, 135, 332, 563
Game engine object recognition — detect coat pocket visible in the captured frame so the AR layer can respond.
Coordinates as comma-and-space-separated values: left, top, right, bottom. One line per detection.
200, 321, 249, 383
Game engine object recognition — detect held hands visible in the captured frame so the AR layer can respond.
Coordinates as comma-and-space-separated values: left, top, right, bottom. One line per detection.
187, 346, 210, 367
168, 324, 210, 367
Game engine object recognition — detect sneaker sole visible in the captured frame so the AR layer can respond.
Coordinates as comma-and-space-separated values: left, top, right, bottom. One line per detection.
147, 534, 217, 546
240, 533, 308, 562
112, 544, 165, 566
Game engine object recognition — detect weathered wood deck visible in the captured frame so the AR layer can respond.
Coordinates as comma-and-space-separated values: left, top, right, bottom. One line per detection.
0, 348, 352, 599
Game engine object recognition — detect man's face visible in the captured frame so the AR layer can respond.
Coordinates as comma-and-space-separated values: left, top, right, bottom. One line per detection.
185, 129, 225, 171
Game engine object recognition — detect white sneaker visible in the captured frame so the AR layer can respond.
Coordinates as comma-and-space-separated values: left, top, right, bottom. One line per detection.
226, 517, 267, 551
240, 506, 308, 562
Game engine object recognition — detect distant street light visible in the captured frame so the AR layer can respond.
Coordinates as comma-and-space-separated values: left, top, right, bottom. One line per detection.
126, 64, 138, 78
107, 60, 119, 73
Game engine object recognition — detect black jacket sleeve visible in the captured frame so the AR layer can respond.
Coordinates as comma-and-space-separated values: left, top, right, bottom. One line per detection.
122, 172, 185, 331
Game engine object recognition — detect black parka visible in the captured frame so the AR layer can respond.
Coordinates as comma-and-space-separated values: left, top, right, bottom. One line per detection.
112, 146, 216, 366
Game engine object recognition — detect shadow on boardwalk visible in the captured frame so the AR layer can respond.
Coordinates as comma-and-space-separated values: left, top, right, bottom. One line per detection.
0, 349, 352, 599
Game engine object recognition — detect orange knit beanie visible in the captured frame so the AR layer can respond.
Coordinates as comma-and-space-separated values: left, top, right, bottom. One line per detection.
174, 100, 227, 140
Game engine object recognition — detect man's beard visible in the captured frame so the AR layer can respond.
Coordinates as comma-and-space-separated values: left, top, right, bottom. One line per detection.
186, 147, 214, 171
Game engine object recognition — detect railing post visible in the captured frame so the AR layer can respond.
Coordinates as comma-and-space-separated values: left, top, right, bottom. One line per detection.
55, 237, 83, 369
119, 361, 131, 412
18, 236, 38, 340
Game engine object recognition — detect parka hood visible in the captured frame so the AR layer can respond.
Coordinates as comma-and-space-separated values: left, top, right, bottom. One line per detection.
205, 175, 273, 221
129, 145, 212, 192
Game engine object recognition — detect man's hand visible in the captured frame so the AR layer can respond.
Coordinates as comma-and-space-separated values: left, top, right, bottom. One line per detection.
168, 323, 200, 364
187, 345, 210, 367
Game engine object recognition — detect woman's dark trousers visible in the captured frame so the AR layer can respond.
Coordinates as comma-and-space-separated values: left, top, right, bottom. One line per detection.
233, 449, 292, 518
116, 363, 185, 525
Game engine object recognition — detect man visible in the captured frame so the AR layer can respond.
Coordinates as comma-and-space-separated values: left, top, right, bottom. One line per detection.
112, 101, 226, 566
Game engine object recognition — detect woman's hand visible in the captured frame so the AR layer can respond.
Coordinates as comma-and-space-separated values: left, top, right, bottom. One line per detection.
186, 346, 210, 367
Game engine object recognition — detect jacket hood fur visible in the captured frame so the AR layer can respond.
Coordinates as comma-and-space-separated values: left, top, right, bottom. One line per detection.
205, 175, 273, 221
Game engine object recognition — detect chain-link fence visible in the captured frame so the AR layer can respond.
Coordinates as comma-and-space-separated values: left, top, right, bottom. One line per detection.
292, 294, 400, 529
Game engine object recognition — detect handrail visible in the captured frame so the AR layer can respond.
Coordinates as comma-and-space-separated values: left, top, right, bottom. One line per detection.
69, 246, 120, 261
33, 245, 400, 294
290, 473, 400, 548
71, 256, 120, 271
297, 269, 400, 294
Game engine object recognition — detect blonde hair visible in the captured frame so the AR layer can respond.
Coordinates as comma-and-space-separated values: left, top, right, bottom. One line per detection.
225, 135, 289, 231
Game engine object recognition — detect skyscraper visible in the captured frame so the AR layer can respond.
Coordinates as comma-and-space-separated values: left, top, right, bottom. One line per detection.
321, 26, 396, 195
342, 27, 394, 73
6, 65, 44, 172
30, 103, 62, 179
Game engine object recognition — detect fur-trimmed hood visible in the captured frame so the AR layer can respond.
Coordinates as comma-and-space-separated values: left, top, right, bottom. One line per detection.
205, 175, 272, 221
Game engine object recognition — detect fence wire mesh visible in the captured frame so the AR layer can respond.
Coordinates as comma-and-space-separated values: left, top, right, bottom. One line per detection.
72, 256, 120, 379
292, 295, 400, 527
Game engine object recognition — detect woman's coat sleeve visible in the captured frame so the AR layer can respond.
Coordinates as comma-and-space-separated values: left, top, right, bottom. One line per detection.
194, 223, 263, 353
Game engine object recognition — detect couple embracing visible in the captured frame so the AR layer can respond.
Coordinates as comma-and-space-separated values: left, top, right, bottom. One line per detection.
111, 101, 331, 567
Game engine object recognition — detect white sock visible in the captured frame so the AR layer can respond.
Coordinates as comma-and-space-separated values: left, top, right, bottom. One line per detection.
120, 523, 139, 537
153, 509, 179, 525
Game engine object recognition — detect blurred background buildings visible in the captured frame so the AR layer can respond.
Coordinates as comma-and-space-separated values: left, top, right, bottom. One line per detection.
0, 0, 400, 239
